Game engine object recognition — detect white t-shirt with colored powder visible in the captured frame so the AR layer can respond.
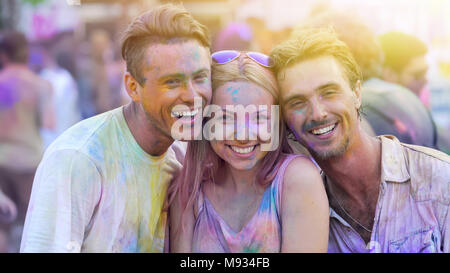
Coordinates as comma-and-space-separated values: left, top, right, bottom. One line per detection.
20, 106, 186, 252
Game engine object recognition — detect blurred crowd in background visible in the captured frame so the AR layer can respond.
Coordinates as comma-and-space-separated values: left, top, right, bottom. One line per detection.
0, 0, 450, 252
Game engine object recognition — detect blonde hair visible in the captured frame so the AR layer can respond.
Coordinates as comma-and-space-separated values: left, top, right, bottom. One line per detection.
120, 3, 211, 85
167, 55, 292, 234
295, 11, 383, 80
270, 27, 362, 89
211, 56, 279, 103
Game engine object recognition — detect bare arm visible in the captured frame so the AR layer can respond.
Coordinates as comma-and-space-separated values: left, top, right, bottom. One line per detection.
281, 157, 329, 253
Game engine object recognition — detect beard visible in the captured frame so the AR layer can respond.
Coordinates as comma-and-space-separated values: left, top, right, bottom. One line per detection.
306, 133, 350, 160
139, 104, 173, 140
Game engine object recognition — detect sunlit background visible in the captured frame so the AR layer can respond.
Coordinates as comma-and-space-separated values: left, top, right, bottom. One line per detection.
1, 0, 450, 137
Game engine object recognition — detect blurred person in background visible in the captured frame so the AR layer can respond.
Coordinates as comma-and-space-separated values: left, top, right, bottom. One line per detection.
39, 37, 82, 148
428, 61, 450, 154
0, 30, 55, 252
295, 11, 439, 150
246, 17, 274, 55
0, 188, 17, 231
379, 32, 429, 103
379, 31, 450, 153
212, 22, 253, 52
90, 29, 124, 114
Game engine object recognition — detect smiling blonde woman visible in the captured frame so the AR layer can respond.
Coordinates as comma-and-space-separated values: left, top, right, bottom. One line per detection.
168, 51, 329, 253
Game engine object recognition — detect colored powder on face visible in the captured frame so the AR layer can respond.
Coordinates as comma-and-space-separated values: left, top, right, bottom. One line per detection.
294, 109, 303, 115
231, 88, 240, 103
193, 50, 200, 61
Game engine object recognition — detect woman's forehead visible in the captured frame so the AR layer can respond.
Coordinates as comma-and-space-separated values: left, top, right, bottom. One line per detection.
213, 81, 274, 106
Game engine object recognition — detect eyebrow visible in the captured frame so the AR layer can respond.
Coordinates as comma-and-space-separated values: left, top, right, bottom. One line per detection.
192, 68, 210, 75
158, 68, 210, 81
282, 81, 341, 104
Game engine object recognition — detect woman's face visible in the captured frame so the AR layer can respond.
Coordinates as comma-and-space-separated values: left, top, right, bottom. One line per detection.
209, 81, 275, 171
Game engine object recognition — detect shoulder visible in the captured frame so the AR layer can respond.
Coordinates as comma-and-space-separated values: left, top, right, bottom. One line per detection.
282, 155, 323, 194
402, 142, 450, 204
284, 155, 321, 180
402, 142, 450, 164
278, 155, 328, 219
382, 136, 450, 204
39, 148, 100, 175
363, 78, 411, 94
46, 109, 120, 155
33, 148, 102, 199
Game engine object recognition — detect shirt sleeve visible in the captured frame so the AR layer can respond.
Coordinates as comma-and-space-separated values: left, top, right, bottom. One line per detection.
20, 149, 102, 253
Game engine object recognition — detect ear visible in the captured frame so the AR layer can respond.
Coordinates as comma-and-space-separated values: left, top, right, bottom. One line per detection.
124, 72, 140, 102
353, 80, 362, 109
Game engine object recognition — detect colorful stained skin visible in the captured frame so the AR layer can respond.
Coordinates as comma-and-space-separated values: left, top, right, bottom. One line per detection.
20, 107, 185, 252
192, 154, 303, 253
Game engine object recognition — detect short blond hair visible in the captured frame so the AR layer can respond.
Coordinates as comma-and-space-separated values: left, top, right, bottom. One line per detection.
270, 27, 362, 90
120, 4, 211, 85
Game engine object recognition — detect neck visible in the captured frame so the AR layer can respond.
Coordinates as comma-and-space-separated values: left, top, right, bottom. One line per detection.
223, 163, 262, 194
314, 127, 382, 203
123, 102, 173, 156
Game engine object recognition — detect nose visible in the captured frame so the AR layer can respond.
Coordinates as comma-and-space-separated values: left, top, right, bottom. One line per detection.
309, 97, 327, 121
179, 80, 198, 104
233, 115, 259, 142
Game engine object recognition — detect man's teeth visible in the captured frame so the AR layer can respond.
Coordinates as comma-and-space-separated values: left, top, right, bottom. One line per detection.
171, 109, 198, 118
230, 145, 255, 154
312, 124, 336, 135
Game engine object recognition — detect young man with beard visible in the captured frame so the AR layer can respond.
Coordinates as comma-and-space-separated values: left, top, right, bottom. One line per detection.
270, 28, 450, 253
20, 4, 212, 252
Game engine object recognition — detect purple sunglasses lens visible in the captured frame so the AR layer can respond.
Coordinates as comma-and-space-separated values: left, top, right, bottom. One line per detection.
247, 52, 274, 67
212, 50, 240, 64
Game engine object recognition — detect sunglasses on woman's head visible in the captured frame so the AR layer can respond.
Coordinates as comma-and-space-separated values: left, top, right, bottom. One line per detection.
211, 50, 274, 68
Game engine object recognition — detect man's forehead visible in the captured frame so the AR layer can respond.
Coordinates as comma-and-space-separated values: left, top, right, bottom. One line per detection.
280, 56, 348, 91
145, 40, 210, 64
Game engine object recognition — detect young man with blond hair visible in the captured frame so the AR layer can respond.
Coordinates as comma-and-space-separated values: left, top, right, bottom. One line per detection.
21, 4, 212, 252
271, 28, 450, 253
